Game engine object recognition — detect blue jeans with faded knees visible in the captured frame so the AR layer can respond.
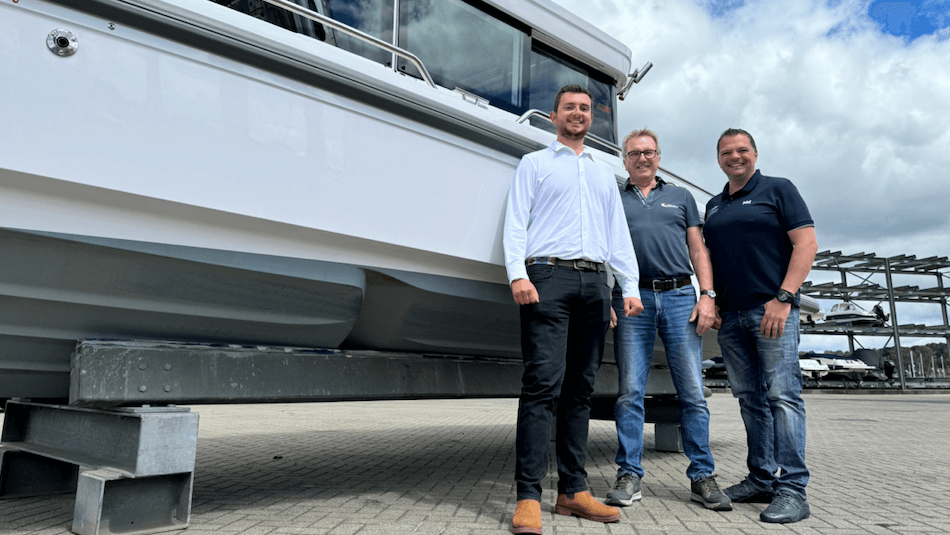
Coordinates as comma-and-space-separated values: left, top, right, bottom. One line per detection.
611, 285, 715, 482
515, 263, 611, 501
717, 305, 809, 499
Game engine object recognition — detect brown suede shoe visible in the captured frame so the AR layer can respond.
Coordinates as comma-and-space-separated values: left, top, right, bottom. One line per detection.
511, 499, 542, 534
555, 491, 621, 523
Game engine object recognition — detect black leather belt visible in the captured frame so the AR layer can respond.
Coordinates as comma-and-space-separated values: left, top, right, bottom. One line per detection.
640, 276, 691, 291
525, 257, 606, 272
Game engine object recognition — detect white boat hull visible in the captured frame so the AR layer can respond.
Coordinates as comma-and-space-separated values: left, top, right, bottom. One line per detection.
4, 0, 714, 402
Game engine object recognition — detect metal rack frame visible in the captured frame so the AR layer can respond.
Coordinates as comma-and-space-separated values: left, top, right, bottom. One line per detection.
801, 250, 950, 389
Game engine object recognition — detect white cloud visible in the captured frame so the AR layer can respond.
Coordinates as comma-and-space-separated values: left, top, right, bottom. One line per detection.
555, 0, 950, 261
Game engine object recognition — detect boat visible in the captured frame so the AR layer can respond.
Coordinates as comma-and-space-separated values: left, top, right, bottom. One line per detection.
799, 294, 824, 325
802, 352, 876, 382
852, 348, 897, 382
1, 0, 697, 405
798, 357, 830, 381
822, 301, 885, 326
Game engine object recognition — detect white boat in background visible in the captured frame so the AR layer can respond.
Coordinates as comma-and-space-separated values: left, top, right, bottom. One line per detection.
799, 358, 830, 380
822, 301, 883, 326
799, 294, 823, 325
804, 352, 876, 382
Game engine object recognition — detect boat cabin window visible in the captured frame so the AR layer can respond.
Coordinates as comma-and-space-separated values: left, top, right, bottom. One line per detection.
216, 0, 618, 145
320, 0, 394, 65
527, 42, 617, 146
397, 0, 530, 114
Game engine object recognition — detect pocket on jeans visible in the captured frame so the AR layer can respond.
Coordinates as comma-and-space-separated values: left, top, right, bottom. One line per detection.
526, 264, 555, 283
677, 284, 697, 298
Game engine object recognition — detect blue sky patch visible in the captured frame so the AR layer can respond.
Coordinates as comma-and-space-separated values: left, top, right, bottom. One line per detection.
868, 0, 949, 40
703, 0, 746, 18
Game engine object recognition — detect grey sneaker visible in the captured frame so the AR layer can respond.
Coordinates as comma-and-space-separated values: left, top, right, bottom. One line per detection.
760, 489, 810, 523
605, 473, 641, 506
723, 478, 773, 503
690, 475, 732, 511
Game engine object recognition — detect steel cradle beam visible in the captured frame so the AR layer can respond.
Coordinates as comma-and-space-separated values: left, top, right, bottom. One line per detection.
0, 401, 198, 535
69, 340, 531, 407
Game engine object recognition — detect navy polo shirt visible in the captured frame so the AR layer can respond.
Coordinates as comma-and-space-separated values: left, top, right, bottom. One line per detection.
619, 178, 702, 280
703, 170, 813, 312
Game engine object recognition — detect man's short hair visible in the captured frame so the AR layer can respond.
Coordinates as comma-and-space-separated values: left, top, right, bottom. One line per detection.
717, 128, 757, 154
553, 84, 591, 112
621, 128, 660, 159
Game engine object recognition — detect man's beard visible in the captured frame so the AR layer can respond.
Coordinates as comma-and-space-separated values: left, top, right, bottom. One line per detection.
559, 127, 588, 141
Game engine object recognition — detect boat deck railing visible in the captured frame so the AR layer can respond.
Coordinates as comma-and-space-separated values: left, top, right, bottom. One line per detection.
264, 0, 714, 201
261, 0, 436, 88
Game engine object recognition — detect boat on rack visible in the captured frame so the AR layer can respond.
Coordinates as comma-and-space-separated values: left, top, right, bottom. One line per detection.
822, 301, 885, 326
798, 357, 830, 381
2, 0, 710, 404
802, 352, 876, 382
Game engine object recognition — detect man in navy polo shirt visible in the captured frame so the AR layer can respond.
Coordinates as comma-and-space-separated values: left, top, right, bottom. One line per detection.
703, 128, 818, 524
604, 129, 731, 512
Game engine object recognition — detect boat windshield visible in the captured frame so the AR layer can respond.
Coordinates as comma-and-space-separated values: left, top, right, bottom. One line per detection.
215, 0, 619, 145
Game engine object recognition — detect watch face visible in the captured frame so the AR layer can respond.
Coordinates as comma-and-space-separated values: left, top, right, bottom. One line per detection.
777, 290, 795, 303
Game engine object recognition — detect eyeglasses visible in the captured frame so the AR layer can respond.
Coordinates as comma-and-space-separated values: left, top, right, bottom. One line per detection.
625, 150, 658, 160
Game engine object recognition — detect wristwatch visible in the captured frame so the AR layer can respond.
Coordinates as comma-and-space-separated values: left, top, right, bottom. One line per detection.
700, 289, 716, 299
776, 289, 796, 304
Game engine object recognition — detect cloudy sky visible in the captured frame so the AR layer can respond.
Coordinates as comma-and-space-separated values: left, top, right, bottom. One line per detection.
554, 0, 950, 352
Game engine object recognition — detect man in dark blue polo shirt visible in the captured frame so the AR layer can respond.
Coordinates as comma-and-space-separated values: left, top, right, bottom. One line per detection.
604, 129, 731, 512
703, 128, 818, 524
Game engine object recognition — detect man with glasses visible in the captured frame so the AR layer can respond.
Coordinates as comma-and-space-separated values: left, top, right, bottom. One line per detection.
703, 128, 817, 524
604, 129, 731, 512
504, 85, 642, 534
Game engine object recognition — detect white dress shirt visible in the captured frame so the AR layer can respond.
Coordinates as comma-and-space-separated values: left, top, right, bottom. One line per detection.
503, 141, 640, 298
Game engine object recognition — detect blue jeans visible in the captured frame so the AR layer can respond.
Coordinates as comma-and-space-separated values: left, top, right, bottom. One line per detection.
515, 264, 611, 501
717, 305, 809, 499
611, 285, 715, 482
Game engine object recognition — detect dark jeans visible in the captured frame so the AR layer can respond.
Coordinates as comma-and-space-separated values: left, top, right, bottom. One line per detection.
515, 263, 611, 501
717, 305, 809, 498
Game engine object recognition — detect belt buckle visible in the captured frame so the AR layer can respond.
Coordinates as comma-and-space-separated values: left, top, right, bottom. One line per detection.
652, 279, 674, 291
572, 259, 583, 271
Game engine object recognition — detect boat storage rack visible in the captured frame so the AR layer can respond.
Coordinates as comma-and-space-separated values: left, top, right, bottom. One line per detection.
0, 401, 198, 535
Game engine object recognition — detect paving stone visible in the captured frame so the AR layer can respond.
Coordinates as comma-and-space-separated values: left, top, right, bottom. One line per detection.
1, 393, 949, 534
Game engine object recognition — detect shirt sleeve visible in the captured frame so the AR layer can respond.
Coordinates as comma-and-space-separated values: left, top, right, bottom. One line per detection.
683, 189, 702, 228
605, 182, 640, 298
503, 156, 536, 283
776, 180, 814, 231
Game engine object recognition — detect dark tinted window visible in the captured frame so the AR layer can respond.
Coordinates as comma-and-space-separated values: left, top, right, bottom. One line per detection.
216, 0, 618, 145
397, 0, 529, 115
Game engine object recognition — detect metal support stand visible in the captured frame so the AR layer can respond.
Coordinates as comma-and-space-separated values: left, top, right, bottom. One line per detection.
654, 423, 684, 453
0, 401, 198, 535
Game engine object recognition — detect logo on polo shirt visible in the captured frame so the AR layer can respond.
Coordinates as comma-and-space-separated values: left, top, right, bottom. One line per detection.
660, 203, 677, 208
742, 200, 752, 205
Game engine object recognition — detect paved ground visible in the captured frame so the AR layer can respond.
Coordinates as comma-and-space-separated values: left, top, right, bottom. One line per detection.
2, 392, 949, 534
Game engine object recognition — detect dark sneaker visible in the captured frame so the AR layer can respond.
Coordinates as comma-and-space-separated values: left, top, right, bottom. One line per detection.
723, 478, 773, 503
760, 489, 810, 523
605, 473, 641, 506
690, 475, 733, 511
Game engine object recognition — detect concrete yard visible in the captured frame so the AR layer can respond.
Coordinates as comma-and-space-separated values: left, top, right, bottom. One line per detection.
2, 392, 949, 534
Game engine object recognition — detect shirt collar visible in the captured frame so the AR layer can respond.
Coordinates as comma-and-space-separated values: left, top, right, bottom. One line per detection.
721, 169, 761, 199
624, 175, 666, 192
550, 140, 594, 160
